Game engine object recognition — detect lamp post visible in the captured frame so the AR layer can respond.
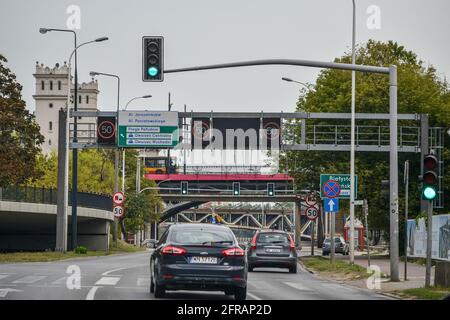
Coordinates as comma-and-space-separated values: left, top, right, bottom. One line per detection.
40, 27, 108, 250
281, 77, 313, 91
90, 71, 120, 242
121, 95, 153, 195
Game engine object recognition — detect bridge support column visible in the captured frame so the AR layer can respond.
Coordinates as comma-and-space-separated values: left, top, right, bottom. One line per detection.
295, 201, 302, 248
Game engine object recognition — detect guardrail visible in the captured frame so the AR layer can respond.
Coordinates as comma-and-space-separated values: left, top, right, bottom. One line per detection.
0, 186, 112, 211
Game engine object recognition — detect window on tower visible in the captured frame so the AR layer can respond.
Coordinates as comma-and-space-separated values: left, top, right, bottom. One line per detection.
49, 103, 53, 109
58, 81, 61, 90
78, 95, 81, 104
49, 121, 53, 131
41, 81, 45, 90
50, 81, 53, 90
86, 95, 89, 104
49, 139, 52, 146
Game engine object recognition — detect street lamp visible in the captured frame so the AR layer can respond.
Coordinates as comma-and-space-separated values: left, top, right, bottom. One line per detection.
281, 77, 314, 91
121, 95, 153, 195
89, 71, 120, 242
40, 27, 108, 252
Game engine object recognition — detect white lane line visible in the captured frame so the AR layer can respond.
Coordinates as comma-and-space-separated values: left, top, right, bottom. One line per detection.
283, 281, 311, 291
137, 277, 150, 287
12, 275, 46, 284
0, 275, 11, 281
101, 267, 128, 276
86, 286, 100, 300
95, 276, 121, 286
247, 292, 262, 300
51, 277, 67, 285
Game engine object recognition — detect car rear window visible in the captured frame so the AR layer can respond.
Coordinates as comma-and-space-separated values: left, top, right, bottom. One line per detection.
170, 227, 235, 245
257, 233, 289, 244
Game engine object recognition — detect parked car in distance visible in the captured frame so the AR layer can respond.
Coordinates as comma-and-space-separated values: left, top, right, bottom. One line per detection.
150, 223, 248, 300
247, 229, 298, 273
322, 236, 349, 255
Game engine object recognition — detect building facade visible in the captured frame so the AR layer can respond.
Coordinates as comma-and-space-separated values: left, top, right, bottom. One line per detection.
33, 62, 99, 154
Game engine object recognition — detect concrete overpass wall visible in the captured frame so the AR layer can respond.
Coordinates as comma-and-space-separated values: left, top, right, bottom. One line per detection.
0, 201, 113, 251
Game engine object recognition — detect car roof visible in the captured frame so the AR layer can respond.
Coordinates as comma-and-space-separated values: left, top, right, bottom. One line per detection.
257, 229, 288, 234
169, 223, 232, 230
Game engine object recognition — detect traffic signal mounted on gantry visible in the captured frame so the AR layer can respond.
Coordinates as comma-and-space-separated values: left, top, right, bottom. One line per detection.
421, 154, 439, 201
142, 36, 164, 82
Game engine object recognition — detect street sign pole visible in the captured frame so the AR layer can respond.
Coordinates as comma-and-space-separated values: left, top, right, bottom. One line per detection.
364, 199, 370, 267
330, 211, 335, 264
311, 221, 315, 256
404, 160, 409, 281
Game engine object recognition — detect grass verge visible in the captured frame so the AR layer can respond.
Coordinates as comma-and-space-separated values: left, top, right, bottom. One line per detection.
301, 256, 383, 280
396, 287, 450, 300
0, 240, 145, 263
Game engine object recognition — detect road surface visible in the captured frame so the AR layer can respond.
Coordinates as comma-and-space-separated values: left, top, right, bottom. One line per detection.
0, 251, 389, 300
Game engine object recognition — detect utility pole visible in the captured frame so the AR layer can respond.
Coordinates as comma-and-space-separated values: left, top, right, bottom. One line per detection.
404, 160, 409, 280
349, 0, 357, 266
364, 199, 370, 267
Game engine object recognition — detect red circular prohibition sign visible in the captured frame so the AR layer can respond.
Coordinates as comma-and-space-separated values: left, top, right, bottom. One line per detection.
97, 120, 115, 139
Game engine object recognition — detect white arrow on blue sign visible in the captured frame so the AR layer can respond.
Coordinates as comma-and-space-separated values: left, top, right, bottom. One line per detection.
324, 198, 339, 213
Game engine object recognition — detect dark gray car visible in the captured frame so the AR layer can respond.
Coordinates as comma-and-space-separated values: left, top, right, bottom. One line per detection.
322, 236, 349, 255
150, 223, 248, 300
247, 230, 298, 273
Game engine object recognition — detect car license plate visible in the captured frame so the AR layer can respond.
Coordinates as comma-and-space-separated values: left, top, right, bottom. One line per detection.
266, 248, 281, 253
189, 256, 218, 264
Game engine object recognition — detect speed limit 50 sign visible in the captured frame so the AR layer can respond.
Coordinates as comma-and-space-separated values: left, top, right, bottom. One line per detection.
97, 116, 116, 145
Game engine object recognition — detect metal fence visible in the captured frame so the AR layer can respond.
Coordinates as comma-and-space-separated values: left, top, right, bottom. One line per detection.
0, 186, 112, 211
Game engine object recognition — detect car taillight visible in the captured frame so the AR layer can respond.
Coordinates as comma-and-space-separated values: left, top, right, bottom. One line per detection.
250, 234, 257, 250
161, 245, 186, 255
288, 235, 295, 251
222, 247, 245, 256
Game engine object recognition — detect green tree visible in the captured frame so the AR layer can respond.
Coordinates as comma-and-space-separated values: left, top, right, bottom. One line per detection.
122, 149, 163, 234
29, 149, 116, 194
280, 40, 450, 237
0, 54, 44, 187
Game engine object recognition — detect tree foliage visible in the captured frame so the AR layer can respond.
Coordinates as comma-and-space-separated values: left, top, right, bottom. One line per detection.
280, 40, 450, 236
0, 54, 44, 187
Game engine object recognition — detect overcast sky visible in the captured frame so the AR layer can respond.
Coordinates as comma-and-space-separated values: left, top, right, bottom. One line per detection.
1, 0, 449, 114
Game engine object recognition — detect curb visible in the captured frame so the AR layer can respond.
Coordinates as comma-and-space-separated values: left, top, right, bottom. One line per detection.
298, 257, 402, 300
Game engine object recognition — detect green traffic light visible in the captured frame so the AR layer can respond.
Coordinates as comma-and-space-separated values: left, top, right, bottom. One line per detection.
423, 186, 437, 200
148, 67, 158, 77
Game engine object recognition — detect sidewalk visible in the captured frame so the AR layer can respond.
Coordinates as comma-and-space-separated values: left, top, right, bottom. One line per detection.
299, 245, 435, 294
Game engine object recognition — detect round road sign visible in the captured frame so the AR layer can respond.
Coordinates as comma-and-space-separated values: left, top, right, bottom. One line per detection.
322, 180, 341, 198
97, 120, 115, 140
113, 205, 124, 218
305, 206, 319, 221
113, 192, 125, 205
305, 192, 318, 206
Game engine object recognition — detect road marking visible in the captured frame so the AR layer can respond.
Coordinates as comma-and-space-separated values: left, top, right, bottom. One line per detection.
0, 275, 11, 281
12, 275, 46, 284
86, 286, 100, 300
283, 282, 311, 291
51, 277, 67, 285
0, 288, 23, 298
247, 292, 262, 300
95, 276, 121, 286
101, 267, 128, 276
137, 277, 150, 287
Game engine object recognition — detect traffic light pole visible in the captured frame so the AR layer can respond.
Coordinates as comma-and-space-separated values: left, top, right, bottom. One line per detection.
420, 115, 429, 214
425, 200, 433, 287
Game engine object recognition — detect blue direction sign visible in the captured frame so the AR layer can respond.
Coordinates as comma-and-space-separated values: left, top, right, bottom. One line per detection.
324, 198, 339, 213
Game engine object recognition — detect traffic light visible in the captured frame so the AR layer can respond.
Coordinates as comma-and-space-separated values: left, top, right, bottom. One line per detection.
422, 154, 438, 201
142, 36, 164, 82
232, 182, 240, 196
181, 181, 188, 195
381, 180, 390, 200
267, 183, 275, 197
